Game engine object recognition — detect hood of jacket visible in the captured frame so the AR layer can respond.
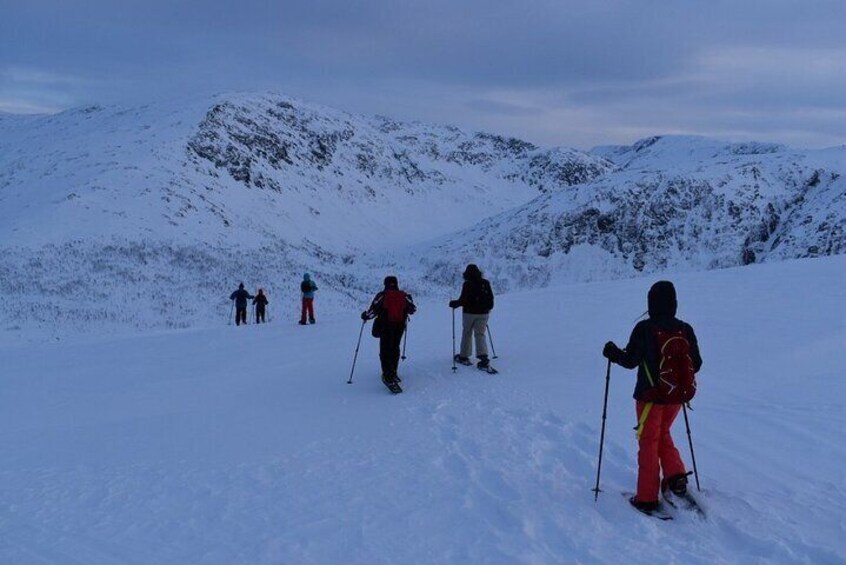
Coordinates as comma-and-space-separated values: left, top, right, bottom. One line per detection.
648, 280, 677, 319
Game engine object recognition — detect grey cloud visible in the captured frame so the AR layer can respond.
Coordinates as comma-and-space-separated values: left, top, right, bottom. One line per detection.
1, 0, 844, 147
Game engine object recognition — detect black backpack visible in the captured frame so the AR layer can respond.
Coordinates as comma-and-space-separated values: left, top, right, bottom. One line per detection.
468, 279, 494, 311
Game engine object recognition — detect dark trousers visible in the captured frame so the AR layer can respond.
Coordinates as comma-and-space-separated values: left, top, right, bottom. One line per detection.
379, 322, 405, 377
236, 307, 247, 326
256, 307, 266, 324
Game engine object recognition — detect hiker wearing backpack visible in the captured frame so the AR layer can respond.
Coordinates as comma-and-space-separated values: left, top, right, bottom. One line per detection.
602, 280, 702, 513
229, 283, 254, 326
253, 288, 269, 324
299, 273, 318, 325
361, 276, 417, 386
449, 264, 495, 370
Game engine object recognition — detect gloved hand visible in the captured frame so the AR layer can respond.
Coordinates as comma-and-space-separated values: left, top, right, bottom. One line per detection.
361, 311, 368, 321
602, 341, 622, 362
449, 300, 459, 309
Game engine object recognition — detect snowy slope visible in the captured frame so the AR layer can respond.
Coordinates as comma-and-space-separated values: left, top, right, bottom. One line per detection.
0, 92, 611, 249
0, 92, 615, 341
392, 136, 846, 293
0, 256, 843, 563
1, 96, 844, 342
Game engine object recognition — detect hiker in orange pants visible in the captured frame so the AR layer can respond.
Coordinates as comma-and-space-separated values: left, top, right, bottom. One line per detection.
635, 401, 686, 503
603, 281, 702, 513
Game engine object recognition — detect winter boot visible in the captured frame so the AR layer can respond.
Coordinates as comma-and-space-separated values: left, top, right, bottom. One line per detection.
298, 320, 307, 325
454, 354, 472, 366
629, 496, 660, 513
476, 355, 490, 369
662, 472, 690, 496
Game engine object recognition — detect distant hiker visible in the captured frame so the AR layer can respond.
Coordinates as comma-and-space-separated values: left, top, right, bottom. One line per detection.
253, 288, 269, 324
229, 283, 254, 326
361, 276, 417, 388
449, 264, 495, 370
602, 280, 703, 514
299, 273, 318, 325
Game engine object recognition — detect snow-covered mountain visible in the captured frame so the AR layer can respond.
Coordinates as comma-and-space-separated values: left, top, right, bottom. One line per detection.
393, 135, 845, 292
0, 93, 843, 340
0, 92, 611, 249
0, 92, 612, 340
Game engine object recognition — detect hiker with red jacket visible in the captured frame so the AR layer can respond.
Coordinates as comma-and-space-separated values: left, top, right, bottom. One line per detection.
229, 283, 255, 326
253, 288, 269, 324
361, 276, 417, 388
602, 280, 702, 514
449, 264, 495, 370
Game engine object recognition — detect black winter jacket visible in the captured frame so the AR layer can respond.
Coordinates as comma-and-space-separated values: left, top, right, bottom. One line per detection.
456, 279, 494, 315
230, 289, 254, 309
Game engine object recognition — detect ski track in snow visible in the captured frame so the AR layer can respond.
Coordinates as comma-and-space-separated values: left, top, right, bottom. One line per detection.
0, 257, 844, 563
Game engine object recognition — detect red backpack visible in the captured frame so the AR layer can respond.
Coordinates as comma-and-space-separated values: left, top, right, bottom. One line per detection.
382, 289, 408, 323
645, 327, 697, 404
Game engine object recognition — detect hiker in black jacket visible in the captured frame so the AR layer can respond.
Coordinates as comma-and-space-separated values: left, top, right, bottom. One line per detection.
253, 288, 269, 324
449, 264, 495, 369
229, 283, 254, 326
361, 276, 417, 385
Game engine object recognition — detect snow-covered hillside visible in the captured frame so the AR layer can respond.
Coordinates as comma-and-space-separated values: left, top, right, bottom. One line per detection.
1, 94, 844, 341
0, 92, 611, 249
0, 92, 614, 341
1, 257, 843, 563
394, 136, 846, 292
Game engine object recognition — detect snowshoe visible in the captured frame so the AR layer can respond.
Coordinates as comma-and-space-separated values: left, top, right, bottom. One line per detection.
454, 355, 473, 366
476, 357, 498, 374
626, 494, 673, 521
382, 374, 403, 394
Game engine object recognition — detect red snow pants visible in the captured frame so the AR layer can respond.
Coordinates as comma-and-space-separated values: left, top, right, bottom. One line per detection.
300, 298, 314, 323
635, 401, 686, 503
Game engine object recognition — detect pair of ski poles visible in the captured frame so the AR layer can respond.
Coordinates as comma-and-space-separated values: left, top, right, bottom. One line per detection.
592, 360, 701, 501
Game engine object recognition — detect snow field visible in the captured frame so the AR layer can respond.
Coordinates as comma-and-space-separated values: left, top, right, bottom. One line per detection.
0, 256, 843, 563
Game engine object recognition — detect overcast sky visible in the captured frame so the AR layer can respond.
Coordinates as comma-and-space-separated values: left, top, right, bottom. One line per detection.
2, 0, 845, 149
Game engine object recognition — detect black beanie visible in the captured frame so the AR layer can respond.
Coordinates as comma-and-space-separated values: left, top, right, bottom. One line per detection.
648, 281, 677, 318
384, 275, 398, 289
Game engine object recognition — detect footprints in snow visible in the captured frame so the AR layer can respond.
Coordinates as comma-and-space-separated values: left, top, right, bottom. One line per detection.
425, 402, 600, 537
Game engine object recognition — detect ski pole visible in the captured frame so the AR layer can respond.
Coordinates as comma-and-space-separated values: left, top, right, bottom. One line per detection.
592, 359, 612, 501
487, 323, 498, 359
451, 308, 457, 372
401, 322, 408, 361
683, 403, 701, 491
347, 319, 367, 384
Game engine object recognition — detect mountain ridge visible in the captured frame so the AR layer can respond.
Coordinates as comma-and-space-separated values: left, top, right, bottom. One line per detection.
0, 92, 843, 340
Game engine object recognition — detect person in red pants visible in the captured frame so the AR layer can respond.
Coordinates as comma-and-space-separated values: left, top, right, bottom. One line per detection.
299, 273, 318, 325
602, 281, 702, 513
